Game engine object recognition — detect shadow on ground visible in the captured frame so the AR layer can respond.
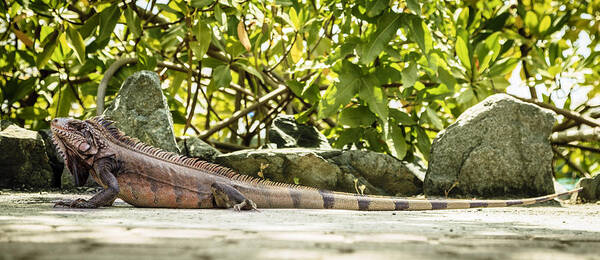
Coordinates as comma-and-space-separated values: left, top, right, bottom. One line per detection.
1, 192, 599, 260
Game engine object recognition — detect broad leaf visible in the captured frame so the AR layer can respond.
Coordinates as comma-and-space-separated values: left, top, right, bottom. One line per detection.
339, 106, 377, 127
402, 61, 418, 88
210, 65, 232, 95
359, 12, 407, 64
125, 6, 142, 38
192, 21, 212, 59
456, 36, 471, 70
66, 25, 86, 64
318, 61, 361, 118
98, 5, 121, 41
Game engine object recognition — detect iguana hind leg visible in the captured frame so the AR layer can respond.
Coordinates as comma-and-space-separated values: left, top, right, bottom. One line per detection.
211, 182, 257, 211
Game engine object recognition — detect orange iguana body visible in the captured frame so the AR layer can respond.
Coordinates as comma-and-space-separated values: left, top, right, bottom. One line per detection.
51, 117, 581, 210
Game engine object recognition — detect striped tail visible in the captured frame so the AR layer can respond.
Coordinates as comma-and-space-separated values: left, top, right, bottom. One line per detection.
313, 188, 583, 211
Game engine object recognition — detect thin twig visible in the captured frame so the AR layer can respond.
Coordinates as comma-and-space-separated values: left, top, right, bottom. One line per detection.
265, 31, 298, 72
511, 95, 600, 128
554, 143, 600, 154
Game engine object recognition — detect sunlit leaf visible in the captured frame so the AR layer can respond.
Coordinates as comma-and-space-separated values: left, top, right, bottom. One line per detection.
66, 25, 86, 64
456, 36, 471, 70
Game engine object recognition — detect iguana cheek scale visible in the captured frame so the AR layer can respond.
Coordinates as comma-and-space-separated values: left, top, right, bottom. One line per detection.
50, 117, 582, 210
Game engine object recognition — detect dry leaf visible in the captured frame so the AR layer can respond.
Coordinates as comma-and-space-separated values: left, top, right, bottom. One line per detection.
237, 21, 251, 51
12, 28, 33, 48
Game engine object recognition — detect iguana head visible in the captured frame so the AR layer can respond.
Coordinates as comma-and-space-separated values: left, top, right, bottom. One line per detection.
51, 118, 102, 186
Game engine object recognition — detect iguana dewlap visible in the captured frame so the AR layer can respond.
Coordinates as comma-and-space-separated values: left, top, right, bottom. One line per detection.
50, 117, 581, 210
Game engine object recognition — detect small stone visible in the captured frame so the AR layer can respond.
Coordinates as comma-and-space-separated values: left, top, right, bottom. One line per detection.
267, 115, 331, 149
177, 136, 221, 162
575, 175, 600, 203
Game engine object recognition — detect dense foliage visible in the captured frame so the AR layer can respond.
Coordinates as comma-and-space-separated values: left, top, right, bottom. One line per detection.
1, 0, 599, 179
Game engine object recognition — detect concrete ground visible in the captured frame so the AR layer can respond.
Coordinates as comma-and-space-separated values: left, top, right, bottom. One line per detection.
0, 192, 599, 260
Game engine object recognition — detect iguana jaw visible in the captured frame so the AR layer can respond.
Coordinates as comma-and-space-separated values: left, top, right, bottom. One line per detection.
51, 118, 97, 186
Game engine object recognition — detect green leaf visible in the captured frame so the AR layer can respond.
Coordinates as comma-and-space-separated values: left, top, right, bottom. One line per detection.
408, 16, 432, 56
406, 0, 420, 14
210, 65, 232, 95
192, 21, 212, 59
235, 61, 264, 83
402, 61, 418, 88
79, 13, 99, 39
415, 126, 431, 161
16, 107, 49, 120
98, 5, 121, 41
456, 86, 474, 104
4, 77, 36, 104
359, 12, 407, 64
359, 82, 388, 122
66, 25, 86, 64
437, 67, 456, 89
487, 57, 519, 77
318, 61, 361, 118
54, 86, 76, 117
366, 0, 389, 17
425, 107, 443, 130
36, 30, 59, 67
289, 7, 301, 29
538, 15, 551, 34
333, 128, 363, 149
524, 11, 538, 33
339, 106, 377, 127
476, 32, 501, 73
455, 8, 469, 29
287, 80, 304, 98
214, 4, 227, 29
390, 108, 416, 125
125, 6, 142, 38
387, 125, 407, 159
190, 0, 213, 8
456, 36, 471, 70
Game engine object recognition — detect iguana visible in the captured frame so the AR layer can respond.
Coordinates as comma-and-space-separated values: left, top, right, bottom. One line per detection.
51, 117, 582, 210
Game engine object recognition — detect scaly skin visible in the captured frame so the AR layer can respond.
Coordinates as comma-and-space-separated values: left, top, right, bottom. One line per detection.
50, 117, 582, 210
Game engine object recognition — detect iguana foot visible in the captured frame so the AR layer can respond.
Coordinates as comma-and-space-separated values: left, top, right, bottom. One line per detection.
53, 198, 98, 208
233, 199, 258, 211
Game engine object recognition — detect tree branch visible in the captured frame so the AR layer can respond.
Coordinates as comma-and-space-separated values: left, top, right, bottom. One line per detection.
510, 95, 600, 129
550, 127, 600, 143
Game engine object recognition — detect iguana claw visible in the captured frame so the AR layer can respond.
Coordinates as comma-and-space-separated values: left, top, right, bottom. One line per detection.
233, 199, 258, 211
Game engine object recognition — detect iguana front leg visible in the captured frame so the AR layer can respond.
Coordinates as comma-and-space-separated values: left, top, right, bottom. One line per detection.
211, 182, 257, 211
55, 158, 120, 208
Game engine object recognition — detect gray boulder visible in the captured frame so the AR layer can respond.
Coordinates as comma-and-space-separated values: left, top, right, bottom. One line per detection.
0, 122, 54, 188
216, 148, 422, 196
575, 175, 600, 202
425, 94, 556, 198
103, 70, 179, 153
178, 136, 222, 162
38, 129, 64, 187
268, 115, 331, 149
